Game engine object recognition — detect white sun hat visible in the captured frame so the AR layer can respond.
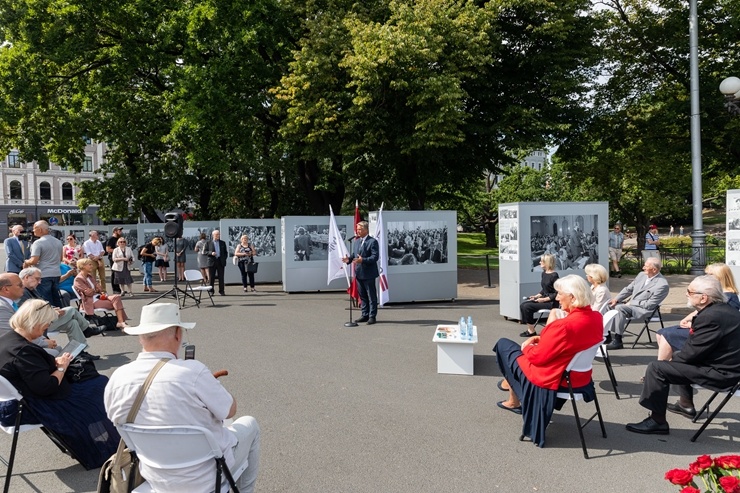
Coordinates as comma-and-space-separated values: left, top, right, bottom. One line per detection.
124, 303, 196, 335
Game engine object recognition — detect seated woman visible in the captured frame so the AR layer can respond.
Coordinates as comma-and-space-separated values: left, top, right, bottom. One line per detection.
74, 258, 130, 329
0, 300, 120, 469
545, 263, 610, 325
656, 262, 740, 360
519, 254, 559, 337
494, 275, 603, 447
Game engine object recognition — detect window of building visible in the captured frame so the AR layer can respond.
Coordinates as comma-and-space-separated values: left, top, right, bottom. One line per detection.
62, 182, 74, 201
9, 180, 22, 199
40, 181, 51, 200
8, 152, 20, 168
83, 156, 93, 172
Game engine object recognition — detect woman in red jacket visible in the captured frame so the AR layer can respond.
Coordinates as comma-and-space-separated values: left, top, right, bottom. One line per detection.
494, 275, 603, 447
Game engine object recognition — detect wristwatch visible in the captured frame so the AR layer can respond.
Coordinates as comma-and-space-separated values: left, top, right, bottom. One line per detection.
57, 367, 65, 373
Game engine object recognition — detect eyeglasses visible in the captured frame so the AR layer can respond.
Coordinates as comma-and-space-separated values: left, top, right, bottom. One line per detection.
686, 290, 703, 296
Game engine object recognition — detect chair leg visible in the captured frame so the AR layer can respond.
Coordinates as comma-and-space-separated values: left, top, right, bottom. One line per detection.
691, 390, 736, 442
599, 346, 620, 400
3, 405, 23, 493
592, 393, 607, 438
692, 391, 720, 423
216, 457, 240, 493
567, 388, 589, 459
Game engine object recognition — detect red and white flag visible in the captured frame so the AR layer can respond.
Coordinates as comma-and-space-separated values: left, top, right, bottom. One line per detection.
348, 200, 361, 302
376, 204, 390, 305
327, 206, 350, 285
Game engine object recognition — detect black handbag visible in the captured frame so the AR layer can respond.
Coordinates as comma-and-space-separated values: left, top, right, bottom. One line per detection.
65, 355, 100, 383
246, 262, 259, 273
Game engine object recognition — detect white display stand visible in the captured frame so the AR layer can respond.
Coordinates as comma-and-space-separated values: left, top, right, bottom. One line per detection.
369, 210, 457, 303
281, 215, 355, 292
498, 202, 609, 320
433, 324, 477, 375
727, 189, 740, 282
221, 219, 282, 284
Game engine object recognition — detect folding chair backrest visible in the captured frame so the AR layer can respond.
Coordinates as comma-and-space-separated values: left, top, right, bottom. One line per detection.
70, 284, 83, 303
602, 310, 619, 337
565, 341, 603, 373
0, 376, 22, 403
184, 270, 204, 282
117, 424, 222, 470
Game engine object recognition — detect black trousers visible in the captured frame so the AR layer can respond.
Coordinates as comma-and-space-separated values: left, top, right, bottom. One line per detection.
237, 262, 255, 289
519, 300, 555, 325
109, 258, 120, 293
209, 264, 225, 294
639, 360, 730, 414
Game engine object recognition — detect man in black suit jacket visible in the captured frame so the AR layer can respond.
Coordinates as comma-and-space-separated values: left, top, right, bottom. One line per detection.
626, 275, 740, 435
203, 230, 228, 296
343, 221, 379, 325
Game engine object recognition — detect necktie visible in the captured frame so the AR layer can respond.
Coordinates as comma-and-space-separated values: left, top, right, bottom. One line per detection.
17, 237, 25, 255
12, 302, 19, 311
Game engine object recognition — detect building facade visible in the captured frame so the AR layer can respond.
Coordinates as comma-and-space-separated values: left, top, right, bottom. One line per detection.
1, 141, 106, 232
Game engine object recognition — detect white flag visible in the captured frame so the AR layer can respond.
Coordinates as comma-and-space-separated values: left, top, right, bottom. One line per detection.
376, 205, 390, 305
327, 206, 350, 285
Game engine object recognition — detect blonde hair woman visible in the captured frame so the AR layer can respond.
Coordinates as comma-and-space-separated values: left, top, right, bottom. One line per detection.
75, 258, 130, 329
519, 254, 559, 337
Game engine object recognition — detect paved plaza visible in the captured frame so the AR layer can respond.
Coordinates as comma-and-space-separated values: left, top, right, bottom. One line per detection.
0, 258, 737, 492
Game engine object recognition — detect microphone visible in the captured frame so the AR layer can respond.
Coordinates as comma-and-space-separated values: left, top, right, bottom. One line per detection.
347, 235, 358, 241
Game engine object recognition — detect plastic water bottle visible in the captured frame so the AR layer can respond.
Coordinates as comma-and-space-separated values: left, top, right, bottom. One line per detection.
459, 316, 466, 339
467, 316, 474, 340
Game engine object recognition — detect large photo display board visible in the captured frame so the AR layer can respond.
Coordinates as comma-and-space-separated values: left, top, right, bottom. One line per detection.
727, 189, 740, 281
371, 210, 457, 303
221, 219, 282, 284
499, 202, 608, 320
281, 215, 354, 292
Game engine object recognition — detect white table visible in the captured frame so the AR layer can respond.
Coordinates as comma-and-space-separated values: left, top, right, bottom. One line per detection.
432, 324, 477, 375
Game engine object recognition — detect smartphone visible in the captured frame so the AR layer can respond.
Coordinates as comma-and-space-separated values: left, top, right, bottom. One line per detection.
184, 345, 195, 360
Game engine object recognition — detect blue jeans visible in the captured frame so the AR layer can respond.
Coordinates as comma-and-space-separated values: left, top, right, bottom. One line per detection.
37, 277, 62, 307
142, 261, 153, 287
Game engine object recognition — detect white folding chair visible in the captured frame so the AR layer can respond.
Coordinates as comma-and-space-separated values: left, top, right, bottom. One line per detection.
183, 270, 215, 308
596, 310, 620, 399
555, 341, 607, 459
117, 424, 248, 493
70, 284, 116, 318
533, 309, 551, 331
689, 381, 740, 442
0, 376, 44, 493
624, 305, 664, 348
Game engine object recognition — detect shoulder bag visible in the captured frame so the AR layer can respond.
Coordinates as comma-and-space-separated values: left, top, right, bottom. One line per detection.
97, 358, 169, 493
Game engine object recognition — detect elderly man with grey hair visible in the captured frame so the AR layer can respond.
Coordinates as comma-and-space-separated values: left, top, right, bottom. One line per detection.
605, 257, 670, 350
23, 220, 63, 307
626, 275, 740, 435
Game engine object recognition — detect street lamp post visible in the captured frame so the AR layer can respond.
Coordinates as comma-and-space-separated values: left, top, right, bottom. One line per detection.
688, 0, 706, 275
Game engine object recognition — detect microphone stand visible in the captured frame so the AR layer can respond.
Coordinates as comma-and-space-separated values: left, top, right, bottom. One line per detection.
344, 279, 358, 327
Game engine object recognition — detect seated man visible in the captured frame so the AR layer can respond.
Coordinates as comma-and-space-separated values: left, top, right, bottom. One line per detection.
0, 272, 59, 355
105, 303, 260, 493
605, 257, 669, 350
18, 267, 103, 356
626, 275, 740, 434
58, 262, 77, 308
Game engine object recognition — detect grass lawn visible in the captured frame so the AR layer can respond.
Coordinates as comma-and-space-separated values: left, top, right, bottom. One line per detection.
457, 233, 498, 269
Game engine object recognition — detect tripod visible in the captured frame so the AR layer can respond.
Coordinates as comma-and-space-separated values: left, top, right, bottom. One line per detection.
149, 272, 199, 307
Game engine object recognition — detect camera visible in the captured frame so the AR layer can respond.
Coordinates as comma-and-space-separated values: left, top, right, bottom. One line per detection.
184, 345, 195, 360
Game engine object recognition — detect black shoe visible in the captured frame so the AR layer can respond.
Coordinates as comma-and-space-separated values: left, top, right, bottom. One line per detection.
519, 330, 536, 337
84, 326, 105, 337
356, 316, 369, 323
667, 402, 697, 419
367, 317, 376, 325
604, 333, 613, 345
80, 351, 101, 361
616, 272, 622, 278
606, 339, 623, 350
626, 416, 669, 435
219, 292, 226, 296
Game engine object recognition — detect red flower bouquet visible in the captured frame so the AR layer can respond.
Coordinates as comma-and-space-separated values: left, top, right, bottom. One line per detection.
666, 455, 740, 492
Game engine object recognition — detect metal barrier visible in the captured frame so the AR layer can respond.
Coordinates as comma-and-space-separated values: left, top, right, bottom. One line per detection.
620, 246, 726, 274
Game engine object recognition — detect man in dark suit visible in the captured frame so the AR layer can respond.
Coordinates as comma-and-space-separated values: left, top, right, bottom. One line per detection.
204, 229, 228, 296
626, 275, 740, 434
3, 225, 29, 274
343, 221, 379, 325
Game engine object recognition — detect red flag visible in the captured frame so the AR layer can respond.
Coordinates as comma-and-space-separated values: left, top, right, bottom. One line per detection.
348, 200, 361, 303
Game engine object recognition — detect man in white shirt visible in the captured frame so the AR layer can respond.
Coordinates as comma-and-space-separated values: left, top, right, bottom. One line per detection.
105, 304, 260, 493
82, 230, 107, 293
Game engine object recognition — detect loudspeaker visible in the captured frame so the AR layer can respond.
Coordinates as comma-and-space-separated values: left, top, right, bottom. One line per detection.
164, 212, 183, 239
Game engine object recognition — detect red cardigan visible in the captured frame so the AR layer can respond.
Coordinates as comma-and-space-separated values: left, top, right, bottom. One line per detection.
517, 306, 603, 390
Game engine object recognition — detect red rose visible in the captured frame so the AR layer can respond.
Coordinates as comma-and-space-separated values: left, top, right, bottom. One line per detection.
695, 454, 714, 470
716, 455, 740, 469
720, 476, 740, 493
665, 469, 695, 486
680, 487, 701, 493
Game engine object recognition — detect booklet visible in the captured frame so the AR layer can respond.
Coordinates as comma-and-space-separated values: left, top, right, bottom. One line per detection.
59, 339, 88, 359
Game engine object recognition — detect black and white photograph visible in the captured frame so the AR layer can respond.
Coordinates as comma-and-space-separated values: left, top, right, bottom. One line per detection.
499, 206, 519, 261
227, 225, 277, 257
386, 221, 448, 265
530, 214, 599, 272
293, 224, 346, 262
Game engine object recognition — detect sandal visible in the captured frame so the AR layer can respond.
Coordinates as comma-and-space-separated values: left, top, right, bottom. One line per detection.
496, 401, 522, 415
116, 322, 129, 329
